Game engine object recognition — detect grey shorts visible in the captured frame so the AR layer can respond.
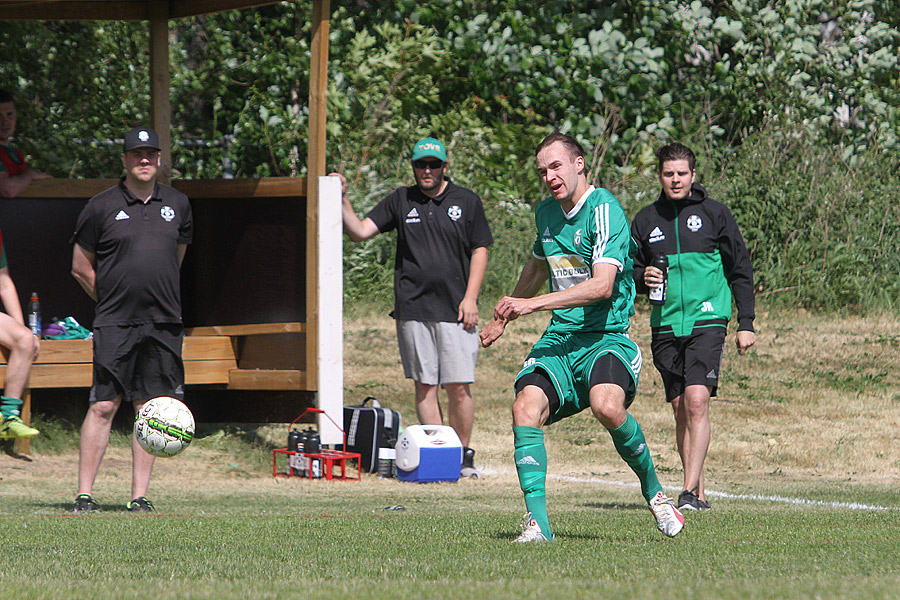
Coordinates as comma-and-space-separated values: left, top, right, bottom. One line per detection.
395, 320, 479, 385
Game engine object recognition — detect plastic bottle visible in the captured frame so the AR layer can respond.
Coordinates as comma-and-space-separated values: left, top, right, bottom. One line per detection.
648, 255, 668, 305
297, 430, 309, 477
287, 429, 302, 476
306, 429, 322, 479
27, 293, 42, 338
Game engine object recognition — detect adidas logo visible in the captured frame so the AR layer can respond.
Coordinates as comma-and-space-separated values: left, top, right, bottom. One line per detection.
516, 455, 540, 466
543, 227, 551, 237
649, 226, 665, 243
707, 369, 717, 379
405, 207, 421, 223
115, 210, 130, 221
629, 443, 646, 458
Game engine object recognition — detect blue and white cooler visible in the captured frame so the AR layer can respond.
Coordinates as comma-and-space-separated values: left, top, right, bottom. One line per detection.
395, 425, 462, 483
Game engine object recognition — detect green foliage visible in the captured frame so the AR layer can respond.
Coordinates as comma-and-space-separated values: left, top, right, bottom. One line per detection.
2, 1, 900, 312
708, 126, 900, 312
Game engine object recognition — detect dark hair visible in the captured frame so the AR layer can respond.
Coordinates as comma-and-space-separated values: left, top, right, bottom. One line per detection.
0, 89, 13, 104
535, 130, 585, 160
656, 143, 696, 172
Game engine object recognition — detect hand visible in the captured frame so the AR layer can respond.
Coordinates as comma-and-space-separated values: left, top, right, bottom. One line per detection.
493, 296, 534, 321
29, 168, 52, 181
32, 335, 41, 359
644, 266, 664, 288
735, 330, 756, 355
458, 297, 479, 331
328, 172, 347, 197
479, 319, 506, 347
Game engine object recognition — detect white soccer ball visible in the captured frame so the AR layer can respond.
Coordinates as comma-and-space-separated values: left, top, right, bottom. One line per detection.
134, 396, 195, 458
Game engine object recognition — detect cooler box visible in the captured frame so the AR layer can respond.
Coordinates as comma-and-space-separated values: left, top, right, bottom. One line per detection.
395, 425, 462, 483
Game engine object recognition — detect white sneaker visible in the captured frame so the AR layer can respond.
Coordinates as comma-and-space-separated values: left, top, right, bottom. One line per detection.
512, 512, 552, 543
649, 491, 685, 537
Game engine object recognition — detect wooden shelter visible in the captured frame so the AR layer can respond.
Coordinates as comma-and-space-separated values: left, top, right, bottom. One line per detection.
0, 0, 345, 451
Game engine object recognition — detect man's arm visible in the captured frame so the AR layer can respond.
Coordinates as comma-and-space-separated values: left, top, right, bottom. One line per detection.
71, 243, 98, 301
493, 261, 617, 321
329, 172, 381, 242
0, 267, 25, 325
177, 243, 188, 267
458, 246, 488, 331
0, 169, 52, 199
480, 256, 549, 347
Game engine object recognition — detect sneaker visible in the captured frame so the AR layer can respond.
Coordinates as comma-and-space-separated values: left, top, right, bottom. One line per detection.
72, 494, 99, 514
0, 414, 40, 439
460, 446, 479, 478
126, 497, 155, 513
677, 489, 712, 511
649, 491, 685, 537
512, 512, 552, 543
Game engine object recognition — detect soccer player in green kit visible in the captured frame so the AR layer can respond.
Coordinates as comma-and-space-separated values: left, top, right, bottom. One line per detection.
480, 131, 684, 541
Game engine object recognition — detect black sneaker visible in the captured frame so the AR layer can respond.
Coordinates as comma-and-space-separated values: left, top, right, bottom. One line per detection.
677, 489, 711, 511
460, 446, 479, 478
126, 497, 155, 513
72, 494, 99, 514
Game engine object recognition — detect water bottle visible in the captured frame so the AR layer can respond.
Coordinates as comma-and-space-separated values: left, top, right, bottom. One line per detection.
287, 429, 302, 476
306, 429, 322, 479
27, 292, 41, 338
297, 430, 309, 477
377, 446, 396, 478
648, 255, 668, 305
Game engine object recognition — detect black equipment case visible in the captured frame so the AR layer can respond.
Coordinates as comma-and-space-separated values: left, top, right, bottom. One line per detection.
343, 397, 402, 473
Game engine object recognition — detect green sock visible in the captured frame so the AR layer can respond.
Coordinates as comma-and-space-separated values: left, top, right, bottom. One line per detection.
608, 413, 663, 503
0, 396, 23, 419
513, 425, 552, 538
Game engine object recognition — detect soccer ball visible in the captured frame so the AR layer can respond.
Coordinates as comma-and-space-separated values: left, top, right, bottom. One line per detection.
134, 396, 195, 458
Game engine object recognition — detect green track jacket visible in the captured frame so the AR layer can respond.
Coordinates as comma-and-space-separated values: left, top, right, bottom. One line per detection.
631, 182, 755, 338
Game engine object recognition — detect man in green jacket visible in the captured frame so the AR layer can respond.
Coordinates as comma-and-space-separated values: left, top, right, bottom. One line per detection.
631, 143, 756, 511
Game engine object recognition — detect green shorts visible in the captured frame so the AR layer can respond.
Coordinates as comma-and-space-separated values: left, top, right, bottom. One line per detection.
515, 330, 642, 425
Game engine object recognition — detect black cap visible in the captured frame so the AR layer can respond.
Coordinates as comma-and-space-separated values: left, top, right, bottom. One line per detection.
123, 127, 160, 152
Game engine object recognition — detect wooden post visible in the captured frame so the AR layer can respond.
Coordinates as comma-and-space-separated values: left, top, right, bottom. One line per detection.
306, 0, 330, 394
149, 1, 172, 183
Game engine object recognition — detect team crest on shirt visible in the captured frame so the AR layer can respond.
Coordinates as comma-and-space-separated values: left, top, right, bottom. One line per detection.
447, 205, 462, 221
161, 206, 176, 222
574, 228, 582, 247
687, 214, 703, 232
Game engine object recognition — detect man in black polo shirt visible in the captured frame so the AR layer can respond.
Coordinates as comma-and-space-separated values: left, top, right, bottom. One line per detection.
70, 127, 192, 514
336, 137, 493, 478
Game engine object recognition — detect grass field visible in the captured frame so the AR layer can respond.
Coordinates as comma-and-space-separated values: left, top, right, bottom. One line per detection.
2, 309, 900, 599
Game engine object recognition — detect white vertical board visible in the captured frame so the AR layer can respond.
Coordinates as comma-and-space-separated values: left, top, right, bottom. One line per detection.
317, 175, 344, 445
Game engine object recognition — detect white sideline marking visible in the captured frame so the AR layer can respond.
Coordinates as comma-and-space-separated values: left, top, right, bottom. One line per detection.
487, 468, 896, 511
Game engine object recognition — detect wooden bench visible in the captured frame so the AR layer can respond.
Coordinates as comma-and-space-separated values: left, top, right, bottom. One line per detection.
3, 322, 307, 454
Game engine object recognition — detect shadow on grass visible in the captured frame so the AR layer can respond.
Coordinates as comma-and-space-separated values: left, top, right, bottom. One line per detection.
582, 502, 647, 511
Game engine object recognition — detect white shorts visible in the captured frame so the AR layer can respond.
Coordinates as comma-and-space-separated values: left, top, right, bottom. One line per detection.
395, 320, 479, 385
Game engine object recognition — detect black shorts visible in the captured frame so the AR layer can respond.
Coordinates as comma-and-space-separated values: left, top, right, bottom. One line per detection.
90, 323, 185, 404
651, 327, 726, 402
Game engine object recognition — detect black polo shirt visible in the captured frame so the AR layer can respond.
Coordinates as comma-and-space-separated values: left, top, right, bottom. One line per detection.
367, 178, 493, 322
72, 177, 193, 326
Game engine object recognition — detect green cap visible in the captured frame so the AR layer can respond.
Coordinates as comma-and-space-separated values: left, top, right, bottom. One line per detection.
411, 137, 447, 162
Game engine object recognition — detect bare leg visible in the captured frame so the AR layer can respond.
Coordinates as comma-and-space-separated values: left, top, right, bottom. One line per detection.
0, 314, 37, 400
130, 398, 156, 499
672, 384, 711, 500
443, 382, 474, 447
414, 381, 443, 426
78, 397, 121, 497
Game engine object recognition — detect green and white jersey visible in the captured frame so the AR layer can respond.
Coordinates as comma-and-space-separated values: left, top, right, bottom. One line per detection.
532, 186, 636, 334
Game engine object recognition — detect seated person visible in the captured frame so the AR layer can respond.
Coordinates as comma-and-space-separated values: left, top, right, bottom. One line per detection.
0, 88, 51, 198
0, 228, 40, 439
